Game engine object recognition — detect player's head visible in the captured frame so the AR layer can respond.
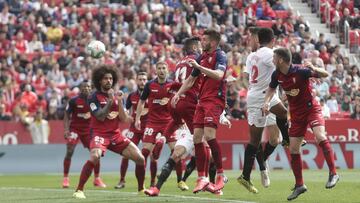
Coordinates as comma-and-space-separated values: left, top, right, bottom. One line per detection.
136, 72, 148, 91
92, 65, 119, 92
183, 37, 202, 55
249, 27, 260, 51
258, 28, 275, 47
202, 29, 221, 52
273, 48, 292, 69
79, 80, 91, 96
155, 61, 169, 80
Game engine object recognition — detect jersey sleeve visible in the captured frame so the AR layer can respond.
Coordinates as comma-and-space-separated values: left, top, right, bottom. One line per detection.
215, 50, 227, 72
65, 98, 76, 114
140, 82, 151, 100
269, 71, 279, 88
244, 57, 251, 74
125, 93, 132, 110
298, 67, 320, 79
88, 93, 101, 113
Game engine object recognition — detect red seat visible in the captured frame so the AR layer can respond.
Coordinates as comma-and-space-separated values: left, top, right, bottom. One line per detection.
256, 20, 275, 28
275, 10, 288, 19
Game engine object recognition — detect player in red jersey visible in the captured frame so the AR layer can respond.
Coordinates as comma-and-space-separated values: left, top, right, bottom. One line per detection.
114, 72, 149, 189
144, 37, 202, 196
73, 65, 145, 199
172, 29, 228, 193
62, 80, 106, 188
134, 61, 178, 193
263, 48, 339, 201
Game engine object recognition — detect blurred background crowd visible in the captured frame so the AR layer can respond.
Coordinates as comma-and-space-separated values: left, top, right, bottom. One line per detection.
0, 0, 359, 124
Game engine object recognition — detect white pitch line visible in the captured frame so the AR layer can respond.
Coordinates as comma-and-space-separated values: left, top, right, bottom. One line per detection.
0, 187, 256, 203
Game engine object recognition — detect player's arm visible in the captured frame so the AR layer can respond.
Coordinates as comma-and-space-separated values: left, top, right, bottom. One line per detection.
304, 61, 329, 78
117, 91, 133, 123
135, 82, 150, 129
262, 71, 279, 115
171, 75, 197, 108
88, 91, 114, 122
64, 98, 74, 139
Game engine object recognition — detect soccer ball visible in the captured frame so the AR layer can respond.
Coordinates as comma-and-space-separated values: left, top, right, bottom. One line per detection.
86, 40, 106, 58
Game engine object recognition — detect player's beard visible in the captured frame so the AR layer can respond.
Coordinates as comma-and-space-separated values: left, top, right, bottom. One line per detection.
102, 83, 112, 91
203, 43, 211, 52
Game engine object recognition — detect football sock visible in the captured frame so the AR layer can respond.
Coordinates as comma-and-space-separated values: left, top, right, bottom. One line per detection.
276, 117, 289, 143
152, 139, 165, 160
194, 142, 207, 177
242, 144, 258, 181
76, 160, 95, 191
256, 145, 266, 171
182, 156, 196, 182
319, 140, 337, 174
207, 138, 224, 174
290, 154, 304, 186
263, 142, 277, 161
94, 161, 100, 178
135, 148, 150, 191
209, 162, 217, 183
176, 160, 183, 183
150, 160, 157, 186
63, 158, 71, 177
156, 158, 176, 189
204, 146, 211, 177
120, 158, 129, 181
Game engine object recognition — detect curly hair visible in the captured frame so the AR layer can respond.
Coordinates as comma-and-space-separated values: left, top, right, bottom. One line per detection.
92, 65, 119, 91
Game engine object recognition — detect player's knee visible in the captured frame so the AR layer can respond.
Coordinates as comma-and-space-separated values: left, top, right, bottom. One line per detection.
269, 136, 280, 146
289, 145, 301, 154
90, 149, 101, 162
171, 148, 184, 161
135, 154, 145, 165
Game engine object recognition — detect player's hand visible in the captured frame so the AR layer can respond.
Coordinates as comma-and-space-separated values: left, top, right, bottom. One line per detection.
221, 118, 232, 128
116, 90, 124, 102
135, 119, 141, 130
124, 115, 134, 123
187, 59, 199, 69
262, 103, 270, 116
171, 94, 180, 108
107, 89, 115, 98
64, 131, 70, 139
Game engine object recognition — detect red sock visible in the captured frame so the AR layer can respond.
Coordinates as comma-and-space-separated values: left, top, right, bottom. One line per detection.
120, 158, 129, 182
194, 142, 207, 177
319, 140, 337, 174
135, 148, 150, 191
63, 158, 71, 177
204, 146, 211, 177
290, 154, 304, 186
152, 139, 165, 160
176, 160, 183, 182
94, 161, 100, 178
76, 160, 95, 191
150, 160, 157, 185
207, 139, 223, 174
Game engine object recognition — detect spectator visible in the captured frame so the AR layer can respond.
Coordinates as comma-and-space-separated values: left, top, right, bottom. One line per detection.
319, 45, 330, 65
46, 63, 66, 85
315, 33, 326, 51
272, 18, 287, 37
326, 93, 339, 113
27, 35, 44, 52
349, 65, 360, 85
314, 78, 330, 100
57, 50, 72, 70
302, 33, 315, 57
351, 104, 360, 119
342, 75, 353, 96
14, 32, 29, 54
150, 25, 174, 46
341, 95, 353, 113
272, 0, 286, 10
0, 103, 11, 121
20, 84, 38, 112
67, 71, 83, 90
28, 109, 50, 144
0, 5, 12, 25
197, 6, 212, 28
310, 50, 325, 69
132, 22, 151, 45
329, 77, 340, 94
320, 99, 330, 119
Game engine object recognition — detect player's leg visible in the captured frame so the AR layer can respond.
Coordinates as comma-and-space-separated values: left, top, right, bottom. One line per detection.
193, 127, 210, 193
182, 156, 196, 182
135, 142, 154, 192
270, 102, 290, 146
312, 125, 339, 188
63, 143, 76, 188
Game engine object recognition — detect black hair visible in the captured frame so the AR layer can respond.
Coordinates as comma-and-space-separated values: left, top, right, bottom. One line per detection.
183, 37, 201, 54
258, 28, 274, 45
204, 29, 221, 43
92, 65, 119, 91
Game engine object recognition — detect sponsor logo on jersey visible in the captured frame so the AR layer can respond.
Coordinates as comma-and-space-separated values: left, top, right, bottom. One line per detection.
100, 101, 107, 105
107, 111, 119, 120
77, 112, 91, 119
153, 98, 170, 105
151, 89, 159, 92
285, 89, 300, 97
278, 80, 284, 83
77, 105, 84, 108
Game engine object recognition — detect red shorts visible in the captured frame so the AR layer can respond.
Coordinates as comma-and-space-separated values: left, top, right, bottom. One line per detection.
142, 123, 177, 144
89, 131, 131, 156
167, 97, 197, 134
289, 107, 325, 137
66, 129, 91, 149
125, 127, 144, 145
193, 100, 224, 129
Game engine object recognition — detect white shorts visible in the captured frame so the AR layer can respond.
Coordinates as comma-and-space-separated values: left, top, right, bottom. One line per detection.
247, 96, 280, 128
174, 127, 194, 158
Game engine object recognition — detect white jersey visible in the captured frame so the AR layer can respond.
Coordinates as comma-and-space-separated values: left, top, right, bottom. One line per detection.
246, 47, 278, 108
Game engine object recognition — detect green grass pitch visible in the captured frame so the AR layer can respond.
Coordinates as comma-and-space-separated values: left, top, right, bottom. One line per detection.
0, 170, 359, 203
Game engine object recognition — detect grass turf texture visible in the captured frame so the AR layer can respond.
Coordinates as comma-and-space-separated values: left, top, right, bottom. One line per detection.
0, 170, 358, 203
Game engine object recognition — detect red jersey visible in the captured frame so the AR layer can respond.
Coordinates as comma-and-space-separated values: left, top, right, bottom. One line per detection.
88, 91, 121, 136
126, 90, 148, 132
191, 48, 227, 104
140, 78, 175, 125
174, 54, 201, 101
66, 96, 91, 132
269, 65, 321, 119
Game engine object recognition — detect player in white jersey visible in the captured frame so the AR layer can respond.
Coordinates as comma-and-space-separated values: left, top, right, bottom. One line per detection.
238, 28, 290, 193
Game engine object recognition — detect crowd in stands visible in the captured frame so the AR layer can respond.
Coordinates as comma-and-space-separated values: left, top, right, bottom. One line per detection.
0, 0, 359, 123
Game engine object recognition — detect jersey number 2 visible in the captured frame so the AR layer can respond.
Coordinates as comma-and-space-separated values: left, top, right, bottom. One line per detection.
251, 65, 258, 83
